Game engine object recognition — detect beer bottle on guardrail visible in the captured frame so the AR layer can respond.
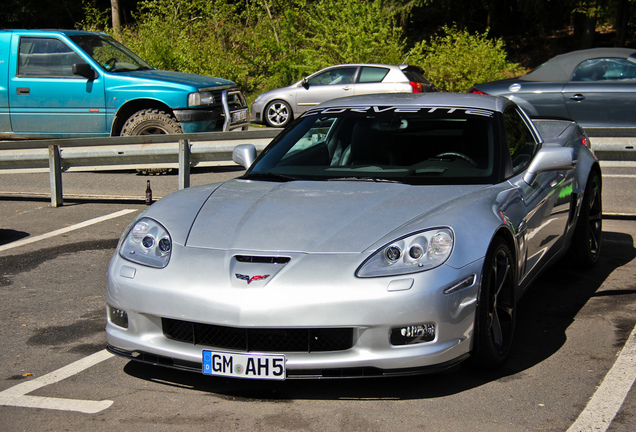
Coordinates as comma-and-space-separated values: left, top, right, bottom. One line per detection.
145, 180, 152, 205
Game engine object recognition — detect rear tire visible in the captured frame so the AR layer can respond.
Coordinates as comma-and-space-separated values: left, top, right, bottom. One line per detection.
473, 237, 516, 369
569, 170, 602, 267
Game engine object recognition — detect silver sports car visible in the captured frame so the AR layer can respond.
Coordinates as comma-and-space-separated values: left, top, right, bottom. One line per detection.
106, 93, 602, 379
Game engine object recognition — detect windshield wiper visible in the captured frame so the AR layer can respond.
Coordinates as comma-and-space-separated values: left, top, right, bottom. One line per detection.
241, 172, 297, 182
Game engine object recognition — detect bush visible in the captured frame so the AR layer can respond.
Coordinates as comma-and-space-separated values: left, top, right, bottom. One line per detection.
81, 0, 408, 101
80, 2, 524, 99
408, 26, 526, 92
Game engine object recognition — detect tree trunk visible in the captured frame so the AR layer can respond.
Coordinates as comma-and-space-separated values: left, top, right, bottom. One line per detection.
614, 0, 630, 46
573, 11, 596, 49
111, 0, 121, 34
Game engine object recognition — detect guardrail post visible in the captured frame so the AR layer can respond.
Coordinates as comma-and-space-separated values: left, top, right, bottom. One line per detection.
179, 139, 191, 190
48, 145, 63, 207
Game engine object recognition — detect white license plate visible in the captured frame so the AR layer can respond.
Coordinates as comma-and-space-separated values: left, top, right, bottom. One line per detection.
202, 350, 286, 380
232, 109, 248, 123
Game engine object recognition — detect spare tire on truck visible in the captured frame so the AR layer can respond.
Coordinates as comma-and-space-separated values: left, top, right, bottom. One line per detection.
121, 109, 183, 175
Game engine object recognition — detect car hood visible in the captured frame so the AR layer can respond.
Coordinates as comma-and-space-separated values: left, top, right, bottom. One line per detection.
255, 82, 301, 101
184, 179, 486, 254
121, 69, 236, 89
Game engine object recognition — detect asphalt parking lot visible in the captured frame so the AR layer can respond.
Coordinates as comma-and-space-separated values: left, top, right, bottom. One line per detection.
1, 164, 635, 431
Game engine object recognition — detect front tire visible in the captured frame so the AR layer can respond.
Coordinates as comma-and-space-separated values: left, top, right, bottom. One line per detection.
121, 109, 183, 136
473, 237, 516, 369
569, 170, 602, 267
264, 100, 292, 128
122, 109, 182, 175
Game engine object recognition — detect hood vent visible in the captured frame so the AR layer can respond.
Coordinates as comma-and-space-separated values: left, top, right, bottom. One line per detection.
235, 255, 291, 264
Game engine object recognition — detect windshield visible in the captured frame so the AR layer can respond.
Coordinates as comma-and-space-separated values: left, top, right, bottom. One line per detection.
245, 106, 500, 185
70, 34, 153, 72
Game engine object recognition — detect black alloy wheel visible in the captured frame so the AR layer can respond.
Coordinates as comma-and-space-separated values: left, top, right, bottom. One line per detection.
570, 170, 602, 267
473, 237, 516, 369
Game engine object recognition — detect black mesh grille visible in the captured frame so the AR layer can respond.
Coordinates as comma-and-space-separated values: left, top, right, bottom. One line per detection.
162, 318, 354, 353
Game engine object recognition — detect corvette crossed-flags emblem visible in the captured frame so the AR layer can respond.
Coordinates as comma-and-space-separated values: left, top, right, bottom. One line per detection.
235, 273, 270, 284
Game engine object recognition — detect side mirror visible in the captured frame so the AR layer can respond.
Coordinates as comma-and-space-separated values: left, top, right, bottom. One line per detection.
302, 78, 309, 89
523, 146, 577, 185
232, 144, 257, 169
72, 63, 97, 80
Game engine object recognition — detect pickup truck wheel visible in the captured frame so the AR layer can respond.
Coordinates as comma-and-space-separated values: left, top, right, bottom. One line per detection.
121, 109, 183, 136
122, 109, 182, 175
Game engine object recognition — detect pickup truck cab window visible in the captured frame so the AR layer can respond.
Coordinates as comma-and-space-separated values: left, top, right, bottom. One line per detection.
18, 37, 84, 78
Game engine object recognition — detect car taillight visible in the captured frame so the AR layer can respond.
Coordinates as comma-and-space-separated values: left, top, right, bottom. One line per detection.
468, 88, 488, 95
409, 81, 424, 93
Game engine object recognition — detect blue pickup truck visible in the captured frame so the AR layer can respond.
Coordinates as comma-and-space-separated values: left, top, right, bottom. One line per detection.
0, 29, 249, 139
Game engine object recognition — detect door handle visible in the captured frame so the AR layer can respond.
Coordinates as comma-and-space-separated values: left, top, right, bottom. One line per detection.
343, 86, 353, 91
570, 94, 585, 101
16, 87, 30, 95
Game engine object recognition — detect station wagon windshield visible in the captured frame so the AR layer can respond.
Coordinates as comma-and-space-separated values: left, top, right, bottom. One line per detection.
246, 106, 501, 185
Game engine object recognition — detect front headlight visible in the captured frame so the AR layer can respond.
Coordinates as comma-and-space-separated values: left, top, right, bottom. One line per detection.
188, 91, 214, 107
119, 218, 172, 268
356, 228, 454, 278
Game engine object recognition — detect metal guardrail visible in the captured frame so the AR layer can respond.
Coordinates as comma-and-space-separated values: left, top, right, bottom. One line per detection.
0, 129, 280, 207
1, 128, 634, 207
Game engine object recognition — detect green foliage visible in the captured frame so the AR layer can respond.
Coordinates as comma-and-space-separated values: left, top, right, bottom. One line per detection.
80, 0, 112, 32
291, 0, 406, 70
408, 26, 526, 92
79, 1, 524, 99
116, 0, 247, 83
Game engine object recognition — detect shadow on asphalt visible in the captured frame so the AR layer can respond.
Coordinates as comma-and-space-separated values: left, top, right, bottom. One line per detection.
121, 230, 636, 401
0, 228, 30, 246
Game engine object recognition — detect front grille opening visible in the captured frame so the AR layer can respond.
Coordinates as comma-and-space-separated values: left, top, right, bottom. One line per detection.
162, 318, 353, 353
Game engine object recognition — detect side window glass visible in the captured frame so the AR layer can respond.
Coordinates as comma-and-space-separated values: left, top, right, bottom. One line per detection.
571, 58, 636, 81
307, 67, 356, 86
504, 108, 538, 174
358, 67, 389, 83
18, 37, 83, 78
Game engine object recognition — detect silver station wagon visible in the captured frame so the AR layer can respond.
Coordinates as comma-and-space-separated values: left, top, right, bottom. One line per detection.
251, 63, 434, 128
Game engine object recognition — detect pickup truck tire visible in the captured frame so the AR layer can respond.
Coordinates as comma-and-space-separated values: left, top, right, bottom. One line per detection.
121, 109, 183, 136
122, 109, 182, 175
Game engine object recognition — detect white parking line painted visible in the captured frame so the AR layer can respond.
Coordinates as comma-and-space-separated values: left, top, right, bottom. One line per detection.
0, 209, 137, 252
567, 324, 636, 432
0, 350, 114, 414
603, 174, 636, 179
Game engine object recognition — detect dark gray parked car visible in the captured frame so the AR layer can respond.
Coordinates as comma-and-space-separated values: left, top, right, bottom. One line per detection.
469, 47, 636, 130
251, 64, 434, 128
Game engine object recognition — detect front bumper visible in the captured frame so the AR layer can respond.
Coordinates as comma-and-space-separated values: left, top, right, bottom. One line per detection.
106, 246, 483, 379
174, 89, 249, 132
